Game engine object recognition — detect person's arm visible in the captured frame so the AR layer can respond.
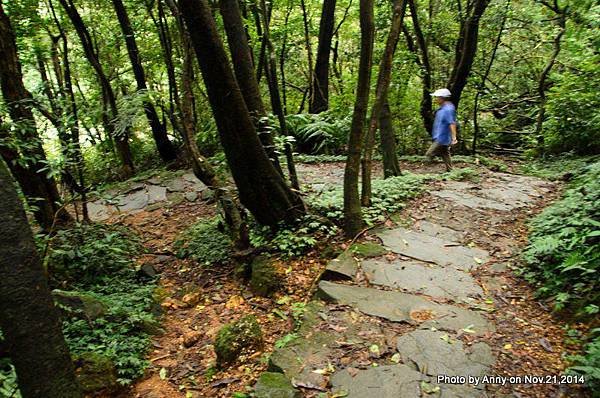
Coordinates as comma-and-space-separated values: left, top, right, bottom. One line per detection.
450, 123, 457, 145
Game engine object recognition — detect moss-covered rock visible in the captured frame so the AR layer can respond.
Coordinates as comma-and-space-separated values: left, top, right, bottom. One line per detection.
249, 256, 282, 297
52, 290, 108, 320
254, 372, 301, 398
350, 242, 388, 258
214, 315, 263, 366
73, 352, 118, 393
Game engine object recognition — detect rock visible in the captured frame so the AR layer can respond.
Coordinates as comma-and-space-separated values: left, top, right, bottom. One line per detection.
165, 178, 186, 192
250, 256, 282, 297
430, 190, 517, 211
362, 259, 483, 301
376, 227, 489, 271
184, 191, 198, 202
87, 201, 112, 221
52, 290, 107, 320
73, 352, 118, 393
322, 251, 358, 280
138, 318, 164, 335
183, 331, 203, 348
147, 177, 162, 185
214, 315, 263, 366
147, 185, 167, 204
254, 372, 301, 398
330, 365, 424, 398
137, 263, 158, 279
396, 329, 494, 378
317, 281, 494, 334
182, 173, 198, 183
201, 189, 214, 202
349, 242, 388, 258
116, 190, 149, 212
413, 221, 464, 242
166, 192, 185, 205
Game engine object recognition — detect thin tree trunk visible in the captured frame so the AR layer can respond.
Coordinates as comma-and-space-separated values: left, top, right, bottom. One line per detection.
379, 100, 402, 177
219, 0, 283, 175
0, 159, 82, 398
361, 0, 407, 206
58, 0, 134, 177
111, 0, 177, 163
0, 4, 71, 231
259, 0, 300, 191
179, 0, 305, 226
309, 0, 337, 113
407, 0, 434, 133
472, 0, 508, 154
447, 0, 491, 108
299, 0, 314, 102
343, 0, 375, 237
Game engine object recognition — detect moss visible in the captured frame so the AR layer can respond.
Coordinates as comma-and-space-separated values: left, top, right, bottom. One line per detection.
214, 315, 263, 366
52, 290, 108, 320
73, 352, 118, 393
249, 256, 283, 297
254, 372, 301, 398
350, 242, 388, 258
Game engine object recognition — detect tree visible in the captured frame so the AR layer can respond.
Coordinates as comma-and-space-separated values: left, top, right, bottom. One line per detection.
0, 3, 72, 231
448, 0, 491, 108
111, 0, 178, 163
178, 0, 305, 226
361, 0, 407, 206
309, 0, 336, 114
219, 0, 283, 175
0, 159, 82, 398
343, 0, 375, 237
58, 0, 135, 177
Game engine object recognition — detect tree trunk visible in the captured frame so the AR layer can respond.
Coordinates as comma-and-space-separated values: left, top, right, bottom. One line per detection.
259, 0, 300, 191
379, 100, 402, 177
299, 0, 314, 101
0, 4, 71, 231
0, 159, 82, 398
58, 0, 134, 177
343, 0, 375, 237
111, 0, 177, 163
361, 0, 406, 206
219, 0, 283, 175
406, 0, 433, 133
309, 0, 336, 113
178, 0, 305, 226
447, 0, 491, 108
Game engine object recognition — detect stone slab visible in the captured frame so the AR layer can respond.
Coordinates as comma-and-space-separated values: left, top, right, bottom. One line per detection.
116, 190, 149, 212
362, 259, 483, 301
147, 185, 167, 204
331, 365, 424, 398
431, 189, 517, 211
396, 329, 494, 378
376, 227, 489, 271
317, 281, 494, 335
413, 221, 464, 242
323, 251, 358, 280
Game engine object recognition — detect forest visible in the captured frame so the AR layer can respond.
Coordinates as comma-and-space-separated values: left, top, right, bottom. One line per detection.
0, 0, 598, 396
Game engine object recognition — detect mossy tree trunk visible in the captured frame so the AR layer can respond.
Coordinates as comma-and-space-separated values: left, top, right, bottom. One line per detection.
0, 159, 82, 398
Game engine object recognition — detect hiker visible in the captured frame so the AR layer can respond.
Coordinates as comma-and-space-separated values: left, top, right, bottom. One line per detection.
426, 88, 458, 172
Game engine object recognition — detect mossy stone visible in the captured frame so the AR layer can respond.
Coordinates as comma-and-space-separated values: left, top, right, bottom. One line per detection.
73, 352, 118, 393
254, 372, 301, 398
52, 290, 107, 320
350, 242, 388, 258
214, 315, 263, 366
249, 255, 282, 297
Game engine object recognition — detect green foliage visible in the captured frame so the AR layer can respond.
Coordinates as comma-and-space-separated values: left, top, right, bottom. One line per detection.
521, 161, 600, 314
44, 223, 158, 386
568, 330, 600, 392
310, 173, 431, 226
274, 333, 298, 349
274, 112, 351, 155
214, 315, 263, 366
0, 356, 20, 398
44, 223, 143, 286
174, 217, 232, 265
444, 167, 480, 182
519, 154, 599, 180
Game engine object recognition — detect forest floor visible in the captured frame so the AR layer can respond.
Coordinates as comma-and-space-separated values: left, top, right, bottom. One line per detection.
96, 159, 588, 398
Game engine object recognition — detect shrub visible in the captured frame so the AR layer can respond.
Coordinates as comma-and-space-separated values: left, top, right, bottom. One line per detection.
174, 217, 232, 265
568, 331, 600, 392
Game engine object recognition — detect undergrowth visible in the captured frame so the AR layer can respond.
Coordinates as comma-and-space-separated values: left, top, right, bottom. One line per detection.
174, 217, 232, 265
520, 160, 600, 390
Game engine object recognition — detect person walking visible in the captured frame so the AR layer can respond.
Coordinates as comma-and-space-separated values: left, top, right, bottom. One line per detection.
426, 88, 457, 171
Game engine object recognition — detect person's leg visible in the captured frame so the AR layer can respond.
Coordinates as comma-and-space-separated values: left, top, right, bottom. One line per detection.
440, 145, 452, 171
425, 141, 440, 162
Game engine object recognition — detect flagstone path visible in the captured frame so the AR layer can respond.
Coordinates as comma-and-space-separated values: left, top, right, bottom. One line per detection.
256, 170, 556, 398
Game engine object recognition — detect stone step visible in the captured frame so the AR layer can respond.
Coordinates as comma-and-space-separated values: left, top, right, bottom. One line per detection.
317, 281, 494, 335
362, 258, 483, 302
376, 227, 489, 271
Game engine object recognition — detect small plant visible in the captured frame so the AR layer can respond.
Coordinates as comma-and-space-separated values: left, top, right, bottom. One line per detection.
568, 331, 600, 391
174, 217, 232, 265
274, 333, 298, 349
444, 167, 480, 182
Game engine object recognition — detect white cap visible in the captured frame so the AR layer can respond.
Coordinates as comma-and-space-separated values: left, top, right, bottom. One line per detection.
431, 88, 452, 98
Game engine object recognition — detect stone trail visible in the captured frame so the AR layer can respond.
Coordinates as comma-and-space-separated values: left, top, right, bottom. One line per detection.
256, 170, 553, 398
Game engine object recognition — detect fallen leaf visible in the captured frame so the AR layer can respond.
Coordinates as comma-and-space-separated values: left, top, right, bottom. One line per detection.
503, 343, 513, 350
159, 367, 168, 380
391, 353, 401, 363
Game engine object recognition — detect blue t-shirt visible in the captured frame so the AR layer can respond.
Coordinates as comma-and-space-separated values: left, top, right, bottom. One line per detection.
432, 102, 456, 145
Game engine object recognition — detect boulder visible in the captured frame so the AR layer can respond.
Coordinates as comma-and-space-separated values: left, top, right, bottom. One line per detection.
73, 352, 118, 393
250, 256, 283, 297
52, 290, 107, 320
214, 315, 263, 366
254, 372, 301, 398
